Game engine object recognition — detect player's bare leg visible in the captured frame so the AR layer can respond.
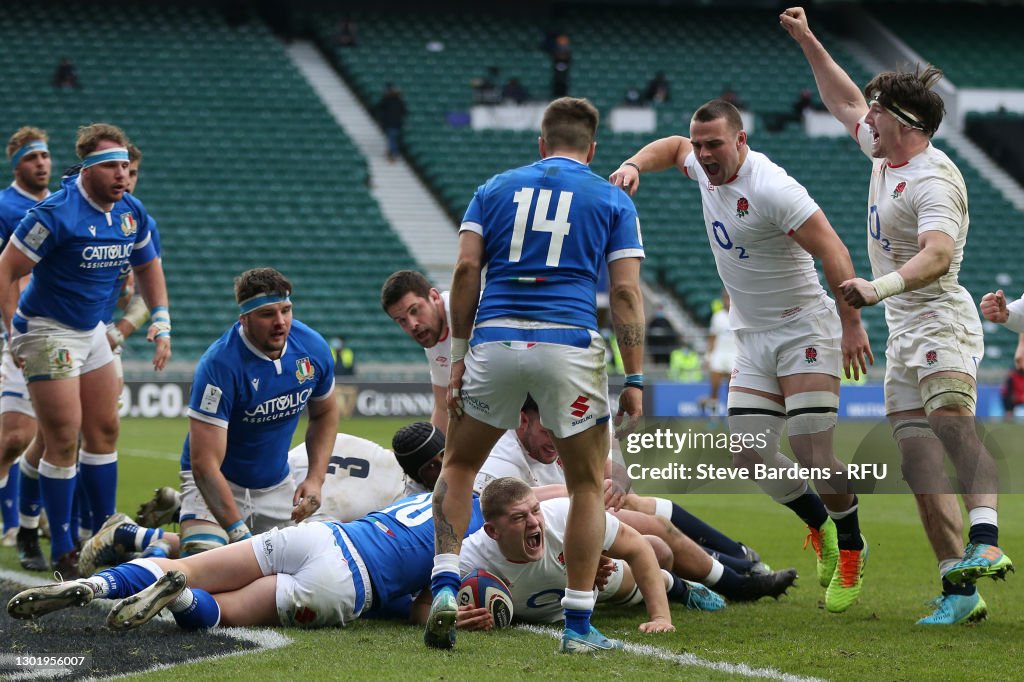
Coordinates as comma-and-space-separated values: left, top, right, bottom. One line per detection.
426, 413, 503, 649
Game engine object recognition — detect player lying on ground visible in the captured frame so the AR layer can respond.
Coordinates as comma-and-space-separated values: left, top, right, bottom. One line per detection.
453, 477, 725, 634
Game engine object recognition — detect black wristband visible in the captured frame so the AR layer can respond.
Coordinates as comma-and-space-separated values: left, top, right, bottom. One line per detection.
622, 161, 641, 174
624, 382, 644, 391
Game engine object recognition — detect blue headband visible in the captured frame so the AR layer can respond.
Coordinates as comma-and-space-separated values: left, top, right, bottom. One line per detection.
81, 147, 129, 169
239, 294, 290, 315
11, 140, 48, 169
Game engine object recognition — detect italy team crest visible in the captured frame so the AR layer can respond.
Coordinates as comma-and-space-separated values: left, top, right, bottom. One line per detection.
120, 213, 137, 236
295, 357, 315, 383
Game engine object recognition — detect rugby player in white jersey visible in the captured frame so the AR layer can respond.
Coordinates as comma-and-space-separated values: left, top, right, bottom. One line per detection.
382, 270, 452, 431
611, 98, 873, 614
781, 6, 1013, 625
703, 289, 737, 417
456, 477, 723, 631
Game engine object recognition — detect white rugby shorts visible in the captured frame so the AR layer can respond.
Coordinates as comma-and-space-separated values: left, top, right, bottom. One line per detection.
884, 320, 983, 414
731, 308, 842, 394
461, 330, 610, 438
9, 315, 113, 382
179, 469, 295, 534
708, 349, 736, 375
0, 347, 35, 417
252, 522, 371, 627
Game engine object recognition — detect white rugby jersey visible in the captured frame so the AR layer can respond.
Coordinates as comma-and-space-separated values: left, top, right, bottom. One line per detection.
288, 434, 408, 522
683, 150, 833, 331
473, 430, 567, 494
425, 291, 452, 387
854, 118, 982, 336
460, 497, 620, 623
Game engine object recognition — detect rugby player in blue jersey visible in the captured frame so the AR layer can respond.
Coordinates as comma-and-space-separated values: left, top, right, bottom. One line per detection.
426, 97, 648, 653
0, 127, 51, 568
0, 123, 170, 576
10, 493, 482, 630
173, 268, 338, 558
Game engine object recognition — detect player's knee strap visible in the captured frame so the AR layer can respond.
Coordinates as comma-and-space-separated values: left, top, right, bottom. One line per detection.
921, 376, 977, 415
727, 393, 785, 457
181, 522, 229, 557
891, 418, 938, 443
785, 391, 839, 436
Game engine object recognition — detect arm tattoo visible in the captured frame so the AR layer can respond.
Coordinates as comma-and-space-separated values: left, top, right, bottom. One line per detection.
431, 479, 460, 554
614, 323, 645, 347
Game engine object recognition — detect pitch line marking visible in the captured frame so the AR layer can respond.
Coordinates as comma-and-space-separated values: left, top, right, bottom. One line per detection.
517, 624, 829, 682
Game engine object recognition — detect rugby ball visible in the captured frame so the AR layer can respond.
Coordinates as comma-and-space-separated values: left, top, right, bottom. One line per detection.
458, 569, 514, 628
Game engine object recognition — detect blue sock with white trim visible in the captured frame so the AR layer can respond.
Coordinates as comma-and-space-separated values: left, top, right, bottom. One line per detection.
90, 559, 163, 598
171, 588, 221, 630
1, 467, 19, 531
114, 523, 164, 552
39, 461, 77, 560
78, 450, 117, 532
18, 458, 42, 527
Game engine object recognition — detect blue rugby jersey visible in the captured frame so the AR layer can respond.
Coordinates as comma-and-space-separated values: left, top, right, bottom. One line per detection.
342, 492, 485, 609
11, 175, 157, 330
0, 183, 44, 248
461, 156, 644, 332
182, 319, 335, 489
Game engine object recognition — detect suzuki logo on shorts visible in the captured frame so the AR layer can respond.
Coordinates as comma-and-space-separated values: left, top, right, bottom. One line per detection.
570, 396, 590, 419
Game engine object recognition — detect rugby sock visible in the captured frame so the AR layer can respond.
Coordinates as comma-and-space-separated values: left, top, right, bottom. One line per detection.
430, 553, 462, 596
561, 588, 596, 634
38, 460, 77, 560
78, 450, 117, 533
827, 497, 864, 551
170, 588, 221, 630
114, 523, 165, 552
18, 457, 42, 529
702, 559, 745, 599
783, 490, 829, 530
704, 547, 756, 574
664, 570, 691, 603
91, 558, 163, 599
1, 468, 19, 531
74, 482, 91, 543
653, 498, 746, 558
967, 506, 998, 546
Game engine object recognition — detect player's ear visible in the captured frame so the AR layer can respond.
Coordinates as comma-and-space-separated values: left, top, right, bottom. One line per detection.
484, 522, 499, 540
585, 141, 596, 164
736, 130, 747, 149
538, 136, 546, 158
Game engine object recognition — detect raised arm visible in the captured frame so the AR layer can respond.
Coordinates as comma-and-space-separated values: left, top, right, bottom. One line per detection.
609, 136, 694, 197
779, 7, 868, 138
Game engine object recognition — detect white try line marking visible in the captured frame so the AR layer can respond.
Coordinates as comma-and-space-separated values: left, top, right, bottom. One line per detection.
517, 624, 829, 682
0, 568, 292, 681
120, 448, 181, 461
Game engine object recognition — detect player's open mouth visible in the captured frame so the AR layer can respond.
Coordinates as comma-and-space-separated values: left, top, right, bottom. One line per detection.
525, 532, 541, 550
704, 162, 720, 176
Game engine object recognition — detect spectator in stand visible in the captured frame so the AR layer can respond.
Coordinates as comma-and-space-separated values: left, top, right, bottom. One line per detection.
551, 35, 572, 98
375, 84, 407, 162
1000, 367, 1024, 421
333, 17, 357, 48
719, 86, 746, 111
501, 78, 530, 105
52, 57, 80, 89
644, 73, 671, 104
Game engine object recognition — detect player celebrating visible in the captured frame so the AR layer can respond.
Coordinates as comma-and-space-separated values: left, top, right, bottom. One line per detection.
781, 6, 1013, 624
171, 268, 337, 557
382, 270, 452, 431
0, 127, 50, 568
0, 123, 171, 576
426, 97, 646, 653
610, 98, 872, 614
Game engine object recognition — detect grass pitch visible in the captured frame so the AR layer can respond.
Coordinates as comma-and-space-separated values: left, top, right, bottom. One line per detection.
1, 417, 1021, 681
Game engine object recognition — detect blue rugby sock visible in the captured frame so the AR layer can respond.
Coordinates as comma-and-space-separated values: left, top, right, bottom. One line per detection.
171, 588, 221, 630
430, 554, 461, 597
668, 502, 745, 558
17, 458, 42, 526
93, 559, 162, 598
114, 523, 164, 552
39, 461, 77, 560
1, 467, 20, 531
79, 450, 117, 532
784, 491, 829, 530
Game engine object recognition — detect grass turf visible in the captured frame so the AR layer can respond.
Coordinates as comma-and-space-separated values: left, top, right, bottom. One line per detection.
1, 417, 1021, 681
